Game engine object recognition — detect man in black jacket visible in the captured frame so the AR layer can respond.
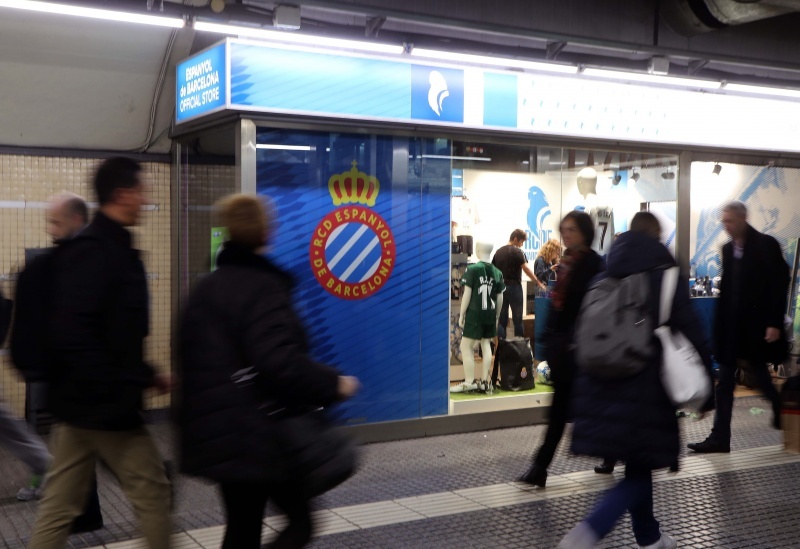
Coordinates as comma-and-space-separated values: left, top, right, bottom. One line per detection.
28, 158, 171, 549
11, 193, 103, 534
689, 201, 790, 454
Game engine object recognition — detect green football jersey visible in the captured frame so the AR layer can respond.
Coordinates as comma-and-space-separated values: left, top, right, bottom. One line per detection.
461, 262, 506, 325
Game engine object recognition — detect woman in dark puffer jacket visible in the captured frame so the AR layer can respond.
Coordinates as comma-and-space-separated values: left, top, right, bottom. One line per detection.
178, 194, 360, 549
558, 212, 714, 549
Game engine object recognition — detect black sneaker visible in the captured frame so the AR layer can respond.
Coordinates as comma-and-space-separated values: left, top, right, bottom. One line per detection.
594, 459, 616, 474
687, 438, 730, 453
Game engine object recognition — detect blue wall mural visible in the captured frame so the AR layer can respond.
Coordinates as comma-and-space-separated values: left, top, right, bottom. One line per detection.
256, 129, 451, 423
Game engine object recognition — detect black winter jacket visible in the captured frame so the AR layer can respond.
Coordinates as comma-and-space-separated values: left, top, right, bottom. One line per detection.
714, 225, 789, 365
570, 231, 714, 470
47, 212, 155, 430
178, 244, 341, 484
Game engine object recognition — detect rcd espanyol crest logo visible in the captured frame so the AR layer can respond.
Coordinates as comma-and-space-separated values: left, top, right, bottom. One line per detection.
310, 161, 396, 300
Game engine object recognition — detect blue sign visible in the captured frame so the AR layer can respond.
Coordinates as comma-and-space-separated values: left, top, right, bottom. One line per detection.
411, 65, 465, 123
229, 43, 411, 119
176, 43, 227, 122
483, 72, 518, 127
256, 129, 451, 424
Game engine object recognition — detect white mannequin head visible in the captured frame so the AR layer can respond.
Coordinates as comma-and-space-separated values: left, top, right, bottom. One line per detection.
577, 167, 598, 199
475, 241, 494, 262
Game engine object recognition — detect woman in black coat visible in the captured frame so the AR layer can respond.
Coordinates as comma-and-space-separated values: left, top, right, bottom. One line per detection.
558, 212, 714, 549
520, 211, 603, 487
178, 194, 359, 549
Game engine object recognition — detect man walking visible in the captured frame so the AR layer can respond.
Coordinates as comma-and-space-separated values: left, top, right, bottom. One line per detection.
28, 158, 171, 548
11, 193, 104, 534
688, 201, 790, 454
492, 229, 538, 339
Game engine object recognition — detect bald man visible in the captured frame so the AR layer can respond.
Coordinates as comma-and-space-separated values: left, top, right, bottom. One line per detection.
46, 192, 89, 243
10, 193, 103, 533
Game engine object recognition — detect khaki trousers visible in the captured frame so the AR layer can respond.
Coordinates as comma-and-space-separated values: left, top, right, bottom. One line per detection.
28, 424, 171, 549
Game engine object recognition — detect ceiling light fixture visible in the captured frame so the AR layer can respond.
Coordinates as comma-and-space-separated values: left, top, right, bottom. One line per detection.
583, 68, 720, 90
0, 0, 185, 27
410, 48, 578, 74
661, 170, 676, 180
612, 174, 622, 185
723, 83, 800, 99
630, 170, 641, 182
712, 163, 722, 175
421, 154, 492, 162
194, 21, 404, 55
256, 144, 313, 151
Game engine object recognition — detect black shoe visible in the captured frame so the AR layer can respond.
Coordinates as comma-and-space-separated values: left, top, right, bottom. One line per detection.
518, 465, 547, 487
687, 438, 730, 454
594, 460, 615, 474
669, 462, 679, 473
70, 516, 103, 534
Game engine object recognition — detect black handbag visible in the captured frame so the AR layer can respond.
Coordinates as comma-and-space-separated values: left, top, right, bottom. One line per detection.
271, 407, 358, 498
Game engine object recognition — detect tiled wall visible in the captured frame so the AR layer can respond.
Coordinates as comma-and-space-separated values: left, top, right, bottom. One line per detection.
0, 155, 172, 415
180, 160, 236, 297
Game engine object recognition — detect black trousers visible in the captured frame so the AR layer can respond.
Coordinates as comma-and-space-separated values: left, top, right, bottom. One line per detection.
533, 352, 577, 469
711, 358, 781, 443
220, 482, 312, 549
70, 474, 103, 533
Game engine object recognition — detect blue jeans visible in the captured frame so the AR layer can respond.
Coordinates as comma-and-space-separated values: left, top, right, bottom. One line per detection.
497, 283, 523, 339
585, 465, 660, 546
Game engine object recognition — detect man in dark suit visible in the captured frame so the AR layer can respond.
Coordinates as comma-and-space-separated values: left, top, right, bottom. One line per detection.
689, 201, 790, 453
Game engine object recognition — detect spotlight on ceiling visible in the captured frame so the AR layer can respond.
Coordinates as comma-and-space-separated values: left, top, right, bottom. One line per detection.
630, 171, 641, 182
661, 170, 675, 180
612, 174, 622, 185
712, 163, 722, 176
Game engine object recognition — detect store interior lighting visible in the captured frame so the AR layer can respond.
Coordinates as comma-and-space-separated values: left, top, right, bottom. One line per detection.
612, 174, 622, 185
582, 68, 720, 90
256, 144, 313, 151
194, 21, 404, 55
410, 48, 578, 74
630, 170, 641, 182
0, 0, 185, 27
661, 170, 676, 180
712, 163, 722, 175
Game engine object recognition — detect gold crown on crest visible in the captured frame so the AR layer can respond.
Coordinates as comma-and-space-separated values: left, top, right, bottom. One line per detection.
328, 161, 380, 207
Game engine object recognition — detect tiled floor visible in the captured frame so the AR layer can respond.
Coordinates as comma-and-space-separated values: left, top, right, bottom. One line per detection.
0, 395, 795, 549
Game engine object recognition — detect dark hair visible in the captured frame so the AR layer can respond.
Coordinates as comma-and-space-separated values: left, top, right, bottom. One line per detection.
94, 157, 141, 206
560, 211, 594, 248
630, 211, 661, 240
509, 229, 527, 242
65, 196, 89, 224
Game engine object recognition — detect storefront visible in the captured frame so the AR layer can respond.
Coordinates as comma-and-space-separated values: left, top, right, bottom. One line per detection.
172, 36, 800, 426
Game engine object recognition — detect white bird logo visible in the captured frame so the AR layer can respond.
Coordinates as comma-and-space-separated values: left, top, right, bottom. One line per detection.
427, 71, 449, 116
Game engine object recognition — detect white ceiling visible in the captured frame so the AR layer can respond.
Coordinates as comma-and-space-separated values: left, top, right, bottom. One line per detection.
0, 8, 193, 154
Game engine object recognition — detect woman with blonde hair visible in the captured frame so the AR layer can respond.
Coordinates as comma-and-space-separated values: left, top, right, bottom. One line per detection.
533, 238, 561, 294
178, 194, 360, 549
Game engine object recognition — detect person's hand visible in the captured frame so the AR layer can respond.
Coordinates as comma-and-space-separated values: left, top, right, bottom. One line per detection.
152, 373, 174, 395
337, 376, 360, 400
458, 315, 465, 328
550, 264, 558, 271
765, 327, 781, 343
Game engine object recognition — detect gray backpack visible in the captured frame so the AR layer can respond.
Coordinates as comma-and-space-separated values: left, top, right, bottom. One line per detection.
574, 272, 655, 379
